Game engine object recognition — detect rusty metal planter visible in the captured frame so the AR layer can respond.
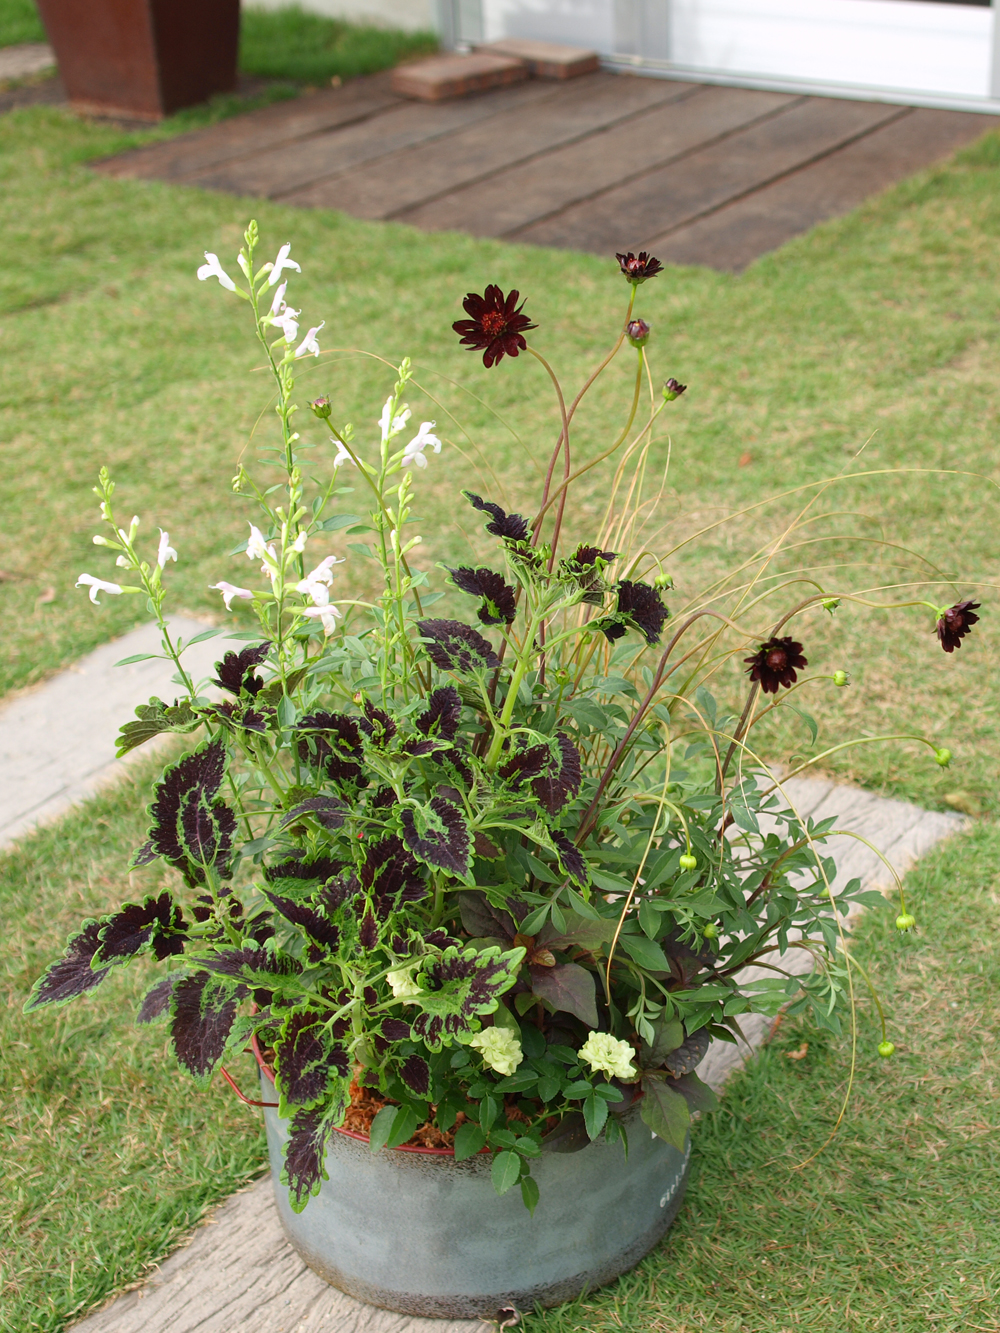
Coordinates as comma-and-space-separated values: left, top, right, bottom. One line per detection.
35, 0, 239, 121
257, 1059, 691, 1318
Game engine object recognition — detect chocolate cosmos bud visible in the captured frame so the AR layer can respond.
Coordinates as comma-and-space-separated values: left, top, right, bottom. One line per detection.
663, 378, 687, 401
310, 395, 332, 420
626, 318, 650, 347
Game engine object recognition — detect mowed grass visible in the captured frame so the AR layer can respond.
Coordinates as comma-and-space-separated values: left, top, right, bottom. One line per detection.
239, 4, 437, 84
2, 757, 997, 1332
2, 108, 1000, 811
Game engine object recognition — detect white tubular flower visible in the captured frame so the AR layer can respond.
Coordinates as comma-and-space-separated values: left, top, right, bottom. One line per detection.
379, 397, 411, 444
197, 252, 237, 292
76, 573, 122, 604
157, 529, 177, 568
271, 308, 301, 344
294, 322, 324, 359
211, 581, 254, 611
297, 554, 343, 601
387, 968, 423, 1000
269, 242, 301, 286
332, 440, 356, 469
401, 420, 442, 470
247, 524, 279, 584
469, 1027, 523, 1076
579, 1032, 637, 1081
269, 282, 287, 316
299, 604, 342, 636
237, 252, 251, 279
291, 530, 309, 555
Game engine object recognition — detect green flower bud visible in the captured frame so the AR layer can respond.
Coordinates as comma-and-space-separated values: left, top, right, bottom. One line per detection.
877, 1040, 895, 1058
822, 597, 841, 613
663, 378, 687, 401
833, 670, 849, 687
310, 395, 332, 420
679, 853, 698, 871
934, 748, 952, 767
702, 922, 718, 940
654, 572, 674, 590
895, 912, 916, 932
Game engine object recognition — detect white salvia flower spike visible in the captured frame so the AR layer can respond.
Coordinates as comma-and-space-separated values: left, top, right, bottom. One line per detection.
211, 581, 254, 611
269, 282, 287, 317
401, 420, 442, 470
76, 574, 122, 604
157, 529, 177, 568
294, 322, 324, 359
197, 252, 237, 292
269, 242, 301, 286
379, 397, 411, 444
299, 603, 343, 635
271, 308, 300, 344
332, 440, 356, 469
237, 253, 251, 279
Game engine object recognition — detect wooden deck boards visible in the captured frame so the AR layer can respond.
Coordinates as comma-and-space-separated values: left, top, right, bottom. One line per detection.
93, 71, 1000, 271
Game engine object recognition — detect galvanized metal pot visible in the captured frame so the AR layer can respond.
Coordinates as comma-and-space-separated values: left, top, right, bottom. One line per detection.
257, 1060, 691, 1318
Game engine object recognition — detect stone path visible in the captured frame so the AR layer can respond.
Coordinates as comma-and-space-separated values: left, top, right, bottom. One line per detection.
0, 621, 963, 1331
0, 42, 54, 82
94, 69, 999, 271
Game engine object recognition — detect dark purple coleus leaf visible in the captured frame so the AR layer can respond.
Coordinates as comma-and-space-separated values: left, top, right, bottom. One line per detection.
197, 945, 302, 989
282, 1105, 333, 1213
559, 544, 617, 604
458, 889, 528, 943
399, 1053, 431, 1097
529, 961, 598, 1027
136, 973, 179, 1025
550, 831, 589, 888
264, 853, 344, 885
448, 567, 517, 626
280, 796, 347, 832
423, 928, 462, 949
417, 620, 501, 674
213, 641, 271, 696
136, 737, 235, 885
399, 797, 472, 878
358, 907, 379, 950
381, 1017, 411, 1041
358, 699, 397, 749
295, 712, 363, 786
274, 1007, 351, 1114
415, 686, 462, 741
169, 971, 241, 1083
409, 945, 524, 1050
262, 890, 341, 952
532, 733, 582, 815
597, 581, 669, 646
93, 891, 187, 966
463, 491, 530, 542
370, 785, 399, 811
24, 920, 112, 1012
497, 742, 550, 790
359, 836, 426, 918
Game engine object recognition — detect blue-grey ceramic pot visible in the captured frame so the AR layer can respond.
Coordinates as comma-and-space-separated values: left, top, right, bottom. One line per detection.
259, 1064, 691, 1318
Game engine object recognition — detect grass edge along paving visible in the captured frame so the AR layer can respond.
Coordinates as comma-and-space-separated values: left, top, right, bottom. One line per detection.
2, 756, 997, 1332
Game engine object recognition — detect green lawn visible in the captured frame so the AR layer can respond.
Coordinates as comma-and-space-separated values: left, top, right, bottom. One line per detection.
3, 756, 996, 1333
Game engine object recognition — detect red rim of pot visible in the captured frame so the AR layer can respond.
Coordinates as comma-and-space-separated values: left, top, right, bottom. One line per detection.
246, 1029, 477, 1157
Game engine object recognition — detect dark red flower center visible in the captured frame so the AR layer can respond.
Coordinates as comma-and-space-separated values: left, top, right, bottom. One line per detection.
479, 310, 506, 338
765, 647, 788, 671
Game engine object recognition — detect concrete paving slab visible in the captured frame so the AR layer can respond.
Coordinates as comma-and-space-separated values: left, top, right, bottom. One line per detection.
0, 42, 55, 82
0, 617, 240, 849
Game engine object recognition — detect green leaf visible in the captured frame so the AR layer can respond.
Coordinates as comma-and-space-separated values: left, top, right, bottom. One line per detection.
318, 513, 360, 531
536, 1074, 561, 1102
589, 868, 633, 894
673, 1071, 719, 1114
491, 1150, 522, 1196
563, 1079, 595, 1099
639, 1074, 690, 1150
619, 934, 670, 971
114, 652, 162, 667
368, 1104, 399, 1155
583, 1092, 609, 1140
520, 1174, 540, 1215
385, 1105, 419, 1148
519, 904, 550, 935
479, 1092, 500, 1131
638, 898, 661, 940
186, 627, 224, 645
453, 1121, 487, 1161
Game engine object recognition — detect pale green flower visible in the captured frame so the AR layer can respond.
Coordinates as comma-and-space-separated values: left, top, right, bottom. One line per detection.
387, 969, 422, 1001
469, 1026, 523, 1076
579, 1031, 636, 1081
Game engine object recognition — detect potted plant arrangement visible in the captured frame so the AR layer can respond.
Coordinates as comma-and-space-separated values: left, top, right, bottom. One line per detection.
27, 226, 978, 1318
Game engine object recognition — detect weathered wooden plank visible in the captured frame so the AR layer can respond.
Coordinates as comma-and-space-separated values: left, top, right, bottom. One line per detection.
652, 107, 1000, 272
396, 84, 791, 238
516, 95, 904, 255
185, 78, 565, 199
93, 76, 403, 182
283, 72, 696, 219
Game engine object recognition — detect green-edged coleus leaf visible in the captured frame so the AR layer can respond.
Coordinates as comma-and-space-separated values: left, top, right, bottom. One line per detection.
360, 835, 427, 917
135, 737, 236, 885
195, 944, 302, 992
262, 889, 342, 953
398, 1052, 431, 1097
416, 619, 501, 674
294, 712, 363, 787
549, 830, 588, 888
558, 543, 617, 603
463, 491, 530, 542
399, 797, 472, 878
639, 1072, 690, 1150
136, 972, 182, 1024
274, 1006, 351, 1118
213, 641, 271, 696
279, 796, 348, 832
595, 580, 669, 646
92, 892, 187, 967
532, 734, 582, 815
497, 743, 549, 791
115, 697, 198, 758
358, 699, 397, 751
415, 686, 462, 742
23, 921, 112, 1012
447, 567, 517, 626
169, 970, 246, 1084
281, 1095, 348, 1213
529, 961, 598, 1028
409, 945, 525, 1050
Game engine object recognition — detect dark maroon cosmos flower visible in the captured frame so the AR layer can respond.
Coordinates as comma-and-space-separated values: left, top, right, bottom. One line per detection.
453, 285, 536, 368
936, 600, 980, 653
744, 636, 807, 694
616, 251, 664, 283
